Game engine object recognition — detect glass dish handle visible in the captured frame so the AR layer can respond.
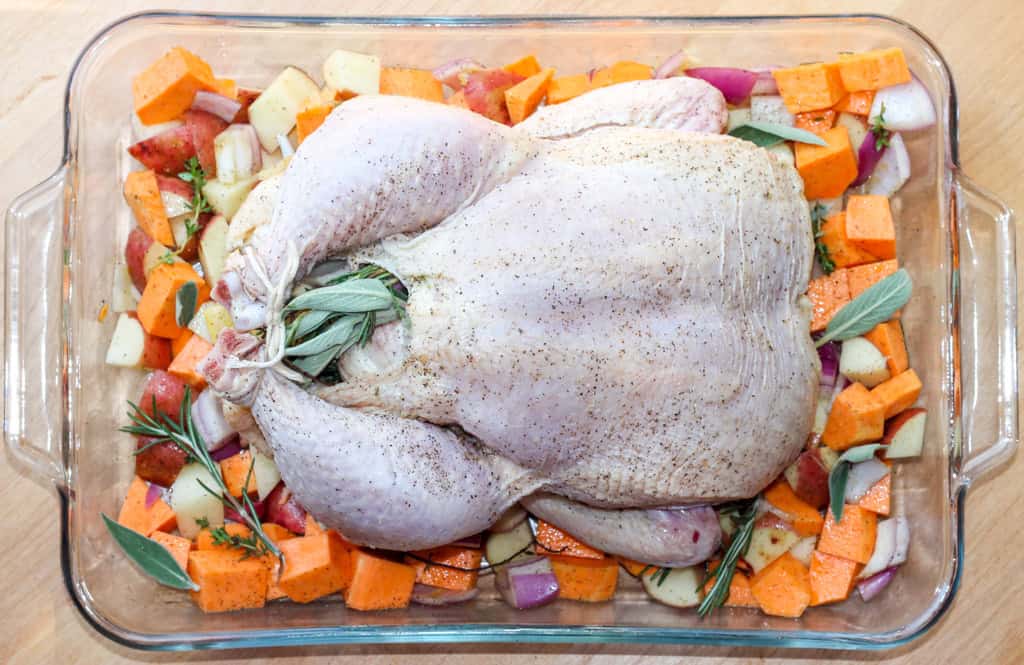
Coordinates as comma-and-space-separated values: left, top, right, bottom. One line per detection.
955, 173, 1018, 488
3, 168, 68, 489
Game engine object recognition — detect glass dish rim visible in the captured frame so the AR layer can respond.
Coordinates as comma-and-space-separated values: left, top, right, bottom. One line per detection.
54, 10, 965, 652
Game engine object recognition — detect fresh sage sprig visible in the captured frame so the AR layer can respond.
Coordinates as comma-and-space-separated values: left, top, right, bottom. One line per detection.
815, 269, 912, 348
175, 280, 198, 327
698, 498, 759, 617
729, 122, 828, 148
283, 264, 407, 380
102, 514, 198, 590
828, 444, 885, 521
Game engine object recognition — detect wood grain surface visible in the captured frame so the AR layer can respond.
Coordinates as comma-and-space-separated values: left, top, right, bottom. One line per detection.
1, 1, 1021, 663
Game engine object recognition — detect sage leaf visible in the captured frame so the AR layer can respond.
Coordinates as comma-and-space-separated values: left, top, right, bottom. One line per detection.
175, 281, 198, 327
729, 121, 828, 148
289, 344, 344, 377
816, 269, 912, 347
285, 315, 362, 357
828, 444, 885, 520
103, 513, 199, 591
284, 279, 393, 313
290, 309, 336, 342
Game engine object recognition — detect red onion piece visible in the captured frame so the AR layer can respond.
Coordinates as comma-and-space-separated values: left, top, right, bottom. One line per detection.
432, 58, 486, 91
144, 482, 163, 509
411, 585, 480, 606
750, 68, 779, 95
210, 434, 242, 462
225, 497, 265, 522
265, 482, 306, 534
852, 132, 886, 186
654, 50, 688, 79
857, 566, 898, 601
495, 556, 560, 609
450, 533, 483, 548
818, 342, 841, 389
685, 67, 758, 105
191, 90, 243, 123
869, 75, 936, 131
191, 389, 237, 452
866, 133, 910, 197
246, 124, 263, 172
844, 459, 890, 503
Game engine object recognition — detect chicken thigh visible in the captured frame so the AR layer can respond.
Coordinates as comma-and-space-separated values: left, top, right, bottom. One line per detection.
203, 78, 819, 559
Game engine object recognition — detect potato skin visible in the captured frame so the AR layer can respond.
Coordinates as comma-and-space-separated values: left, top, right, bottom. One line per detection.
135, 436, 187, 487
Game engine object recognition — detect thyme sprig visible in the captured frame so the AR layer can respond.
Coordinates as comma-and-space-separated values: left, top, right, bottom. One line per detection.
870, 102, 891, 152
698, 498, 758, 617
811, 202, 835, 275
177, 156, 211, 242
196, 517, 269, 559
121, 387, 281, 561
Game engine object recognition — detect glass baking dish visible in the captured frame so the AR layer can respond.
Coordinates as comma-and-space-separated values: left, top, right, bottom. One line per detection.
2, 11, 1018, 652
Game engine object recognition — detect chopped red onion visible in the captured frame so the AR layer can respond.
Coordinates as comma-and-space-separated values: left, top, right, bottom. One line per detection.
495, 556, 560, 609
144, 482, 163, 509
866, 133, 911, 197
432, 58, 486, 91
869, 76, 936, 131
685, 67, 758, 105
654, 50, 688, 79
852, 132, 886, 186
857, 566, 898, 601
191, 90, 243, 123
210, 435, 242, 462
225, 497, 265, 522
265, 482, 306, 534
818, 342, 840, 389
411, 585, 480, 606
191, 389, 237, 451
750, 68, 779, 95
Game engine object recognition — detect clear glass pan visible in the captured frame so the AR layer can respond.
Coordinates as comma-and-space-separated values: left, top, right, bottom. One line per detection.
3, 11, 1018, 652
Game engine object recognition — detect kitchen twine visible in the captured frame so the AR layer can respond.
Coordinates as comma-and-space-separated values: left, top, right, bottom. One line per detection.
224, 240, 305, 383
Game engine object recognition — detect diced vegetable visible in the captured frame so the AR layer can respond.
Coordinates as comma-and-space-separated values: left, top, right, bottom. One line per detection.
794, 109, 836, 135
548, 555, 618, 602
820, 213, 877, 269
844, 258, 899, 298
433, 58, 487, 91
196, 522, 252, 551
653, 50, 689, 79
704, 559, 759, 607
411, 585, 480, 606
322, 49, 382, 97
191, 90, 242, 123
128, 125, 196, 175
745, 521, 800, 573
845, 195, 896, 260
462, 69, 525, 125
534, 520, 604, 559
766, 142, 795, 167
135, 436, 187, 487
852, 131, 886, 186
188, 549, 269, 613
503, 54, 542, 79
864, 321, 909, 375
870, 369, 922, 419
213, 78, 238, 100
883, 408, 927, 458
868, 77, 936, 131
843, 458, 890, 504
808, 550, 860, 606
772, 62, 846, 113
641, 564, 704, 608
124, 170, 174, 246
167, 333, 213, 389
248, 67, 321, 151
727, 107, 751, 132
183, 110, 228, 177
406, 545, 482, 591
763, 480, 824, 536
214, 124, 261, 184
834, 90, 875, 115
685, 67, 757, 105
150, 531, 192, 572
858, 515, 906, 579
105, 312, 172, 370
794, 126, 858, 199
137, 262, 209, 338
495, 555, 560, 609
835, 112, 869, 162
591, 61, 653, 87
264, 482, 307, 534
857, 473, 892, 515
547, 74, 592, 104
138, 369, 187, 421
202, 175, 257, 220
278, 531, 354, 602
345, 549, 417, 610
295, 105, 332, 144
783, 448, 830, 508
170, 462, 224, 538
749, 95, 794, 126
252, 451, 281, 501
124, 227, 154, 292
821, 383, 885, 451
379, 67, 445, 102
807, 270, 851, 333
216, 450, 253, 498
866, 132, 911, 196
818, 505, 877, 564
188, 300, 233, 344
505, 68, 555, 125
856, 566, 897, 601
490, 504, 528, 533
304, 513, 326, 537
837, 48, 911, 92
131, 114, 184, 142
133, 47, 217, 125
117, 476, 177, 536
839, 336, 892, 388
485, 519, 534, 565
788, 535, 818, 566
749, 552, 811, 618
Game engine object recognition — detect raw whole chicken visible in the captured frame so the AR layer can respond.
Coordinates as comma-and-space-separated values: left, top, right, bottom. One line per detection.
202, 77, 819, 566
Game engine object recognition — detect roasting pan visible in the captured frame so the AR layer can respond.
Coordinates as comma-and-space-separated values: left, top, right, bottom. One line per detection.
2, 12, 1017, 651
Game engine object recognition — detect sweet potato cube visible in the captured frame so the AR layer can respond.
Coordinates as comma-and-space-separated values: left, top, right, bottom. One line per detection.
150, 531, 192, 572
857, 473, 892, 516
615, 556, 649, 577
845, 259, 899, 298
749, 552, 812, 618
118, 476, 177, 536
503, 54, 541, 78
219, 451, 255, 498
837, 48, 911, 92
188, 549, 269, 613
123, 170, 174, 246
549, 555, 619, 602
834, 90, 875, 115
133, 47, 217, 125
213, 78, 237, 100
171, 328, 194, 358
196, 522, 252, 551
794, 109, 836, 136
505, 68, 555, 125
845, 195, 896, 260
278, 532, 354, 603
345, 549, 417, 610
295, 105, 332, 144
822, 383, 886, 451
379, 67, 443, 102
137, 262, 210, 339
705, 559, 759, 607
795, 126, 858, 199
807, 270, 851, 332
820, 212, 877, 269
406, 545, 483, 591
167, 333, 214, 389
818, 505, 877, 564
809, 550, 861, 605
763, 479, 825, 536
547, 74, 592, 105
535, 520, 604, 559
593, 61, 653, 86
260, 522, 296, 600
772, 62, 847, 113
304, 513, 326, 537
864, 321, 909, 374
870, 369, 922, 419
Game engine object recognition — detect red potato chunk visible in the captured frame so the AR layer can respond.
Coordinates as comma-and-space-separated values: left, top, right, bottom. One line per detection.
139, 370, 188, 422
156, 173, 194, 199
183, 109, 228, 177
264, 482, 307, 535
125, 227, 154, 293
128, 124, 195, 175
232, 88, 261, 124
462, 69, 526, 125
135, 436, 188, 487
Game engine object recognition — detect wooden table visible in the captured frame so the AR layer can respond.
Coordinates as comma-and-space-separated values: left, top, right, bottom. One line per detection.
1, 1, 1021, 663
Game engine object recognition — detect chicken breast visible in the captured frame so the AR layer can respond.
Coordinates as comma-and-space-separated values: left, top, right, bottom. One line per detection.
203, 80, 818, 555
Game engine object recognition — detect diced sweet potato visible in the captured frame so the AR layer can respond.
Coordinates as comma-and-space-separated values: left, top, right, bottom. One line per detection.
749, 552, 811, 618
124, 170, 174, 246
864, 321, 909, 375
820, 212, 876, 269
505, 68, 555, 125
834, 90, 875, 115
547, 74, 592, 104
213, 78, 237, 99
171, 328, 194, 358
135, 436, 187, 487
818, 505, 877, 564
794, 126, 858, 199
133, 47, 217, 125
295, 105, 333, 144
837, 48, 911, 92
196, 522, 253, 551
705, 559, 759, 607
219, 451, 255, 498
857, 473, 892, 516
870, 369, 922, 419
548, 555, 619, 602
260, 522, 296, 600
277, 532, 354, 603
128, 125, 196, 176
845, 195, 896, 260
845, 259, 899, 299
763, 480, 825, 536
535, 520, 604, 559
807, 270, 851, 333
772, 62, 846, 113
188, 549, 269, 613
406, 546, 483, 591
345, 549, 417, 610
379, 67, 444, 102
809, 550, 861, 605
615, 556, 648, 577
167, 333, 214, 389
503, 54, 542, 78
150, 531, 192, 572
136, 262, 210, 339
117, 476, 177, 536
592, 61, 653, 87
822, 382, 886, 451
794, 109, 837, 136
304, 513, 326, 537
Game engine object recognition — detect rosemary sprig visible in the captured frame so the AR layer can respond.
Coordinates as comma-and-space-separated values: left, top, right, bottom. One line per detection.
870, 103, 891, 152
698, 498, 758, 617
810, 202, 835, 275
120, 387, 281, 561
